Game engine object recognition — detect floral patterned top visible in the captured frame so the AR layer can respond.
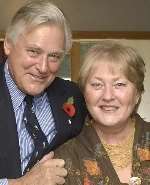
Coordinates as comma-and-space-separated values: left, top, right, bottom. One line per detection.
55, 114, 150, 185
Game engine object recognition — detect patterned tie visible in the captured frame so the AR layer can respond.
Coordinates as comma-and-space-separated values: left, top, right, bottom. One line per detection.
23, 95, 49, 173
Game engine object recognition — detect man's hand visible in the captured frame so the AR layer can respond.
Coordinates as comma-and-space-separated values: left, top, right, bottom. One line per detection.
8, 152, 67, 185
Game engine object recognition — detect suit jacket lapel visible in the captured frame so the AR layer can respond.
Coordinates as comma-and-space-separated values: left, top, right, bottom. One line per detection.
46, 78, 70, 151
0, 63, 22, 178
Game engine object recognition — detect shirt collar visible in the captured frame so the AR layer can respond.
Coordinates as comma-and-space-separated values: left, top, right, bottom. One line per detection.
4, 61, 25, 111
4, 61, 47, 111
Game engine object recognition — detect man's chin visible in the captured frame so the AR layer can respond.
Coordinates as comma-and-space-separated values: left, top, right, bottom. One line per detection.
24, 85, 46, 96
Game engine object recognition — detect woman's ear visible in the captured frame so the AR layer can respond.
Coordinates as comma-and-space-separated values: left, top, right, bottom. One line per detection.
135, 92, 141, 105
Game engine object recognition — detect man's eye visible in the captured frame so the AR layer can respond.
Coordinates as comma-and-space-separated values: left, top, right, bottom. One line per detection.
27, 49, 39, 57
49, 53, 60, 59
48, 52, 64, 61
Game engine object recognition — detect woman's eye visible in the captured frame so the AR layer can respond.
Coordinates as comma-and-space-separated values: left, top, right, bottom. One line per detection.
115, 82, 126, 88
91, 82, 103, 89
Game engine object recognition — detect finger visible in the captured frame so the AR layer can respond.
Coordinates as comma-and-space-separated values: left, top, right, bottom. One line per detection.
40, 151, 54, 163
49, 151, 54, 158
55, 167, 67, 177
55, 176, 66, 185
39, 158, 65, 169
51, 159, 65, 168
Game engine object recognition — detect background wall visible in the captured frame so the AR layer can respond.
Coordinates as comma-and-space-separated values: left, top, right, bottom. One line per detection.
0, 0, 150, 32
0, 0, 150, 121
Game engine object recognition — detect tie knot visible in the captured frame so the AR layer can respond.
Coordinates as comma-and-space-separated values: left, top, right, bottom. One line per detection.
25, 95, 33, 107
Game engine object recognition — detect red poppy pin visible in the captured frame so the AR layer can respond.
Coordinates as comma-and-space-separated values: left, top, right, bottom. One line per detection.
63, 96, 76, 117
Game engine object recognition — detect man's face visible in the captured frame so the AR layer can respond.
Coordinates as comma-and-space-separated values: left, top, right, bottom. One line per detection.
4, 24, 65, 95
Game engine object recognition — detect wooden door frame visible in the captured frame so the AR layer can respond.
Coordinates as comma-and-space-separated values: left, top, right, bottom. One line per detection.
70, 31, 150, 81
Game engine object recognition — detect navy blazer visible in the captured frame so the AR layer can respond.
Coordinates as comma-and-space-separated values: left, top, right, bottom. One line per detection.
0, 62, 87, 178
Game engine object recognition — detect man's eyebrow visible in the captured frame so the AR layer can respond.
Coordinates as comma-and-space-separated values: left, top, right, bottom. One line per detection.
26, 45, 43, 51
26, 44, 65, 54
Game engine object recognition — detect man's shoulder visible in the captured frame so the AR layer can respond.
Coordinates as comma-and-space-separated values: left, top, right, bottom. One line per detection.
0, 63, 6, 88
0, 62, 5, 74
53, 77, 78, 88
47, 77, 81, 94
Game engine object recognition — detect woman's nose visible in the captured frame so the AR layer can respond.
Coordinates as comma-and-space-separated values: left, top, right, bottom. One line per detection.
102, 85, 114, 101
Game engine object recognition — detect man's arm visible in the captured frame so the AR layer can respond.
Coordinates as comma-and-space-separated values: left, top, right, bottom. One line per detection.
7, 152, 67, 185
0, 179, 8, 185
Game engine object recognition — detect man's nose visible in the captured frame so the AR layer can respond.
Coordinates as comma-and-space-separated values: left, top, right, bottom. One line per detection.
38, 56, 48, 73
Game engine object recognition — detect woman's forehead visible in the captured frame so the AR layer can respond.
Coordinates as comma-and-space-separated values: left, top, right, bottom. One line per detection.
92, 59, 126, 74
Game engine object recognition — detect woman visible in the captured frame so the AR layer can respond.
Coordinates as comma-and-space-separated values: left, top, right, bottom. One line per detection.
55, 40, 150, 185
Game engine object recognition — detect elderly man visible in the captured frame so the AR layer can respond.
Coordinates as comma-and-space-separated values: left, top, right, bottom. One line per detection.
0, 0, 87, 185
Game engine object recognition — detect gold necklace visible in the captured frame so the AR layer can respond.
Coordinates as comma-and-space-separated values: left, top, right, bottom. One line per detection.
101, 125, 135, 170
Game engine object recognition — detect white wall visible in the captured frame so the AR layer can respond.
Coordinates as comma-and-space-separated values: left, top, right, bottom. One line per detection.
0, 0, 150, 31
115, 40, 150, 122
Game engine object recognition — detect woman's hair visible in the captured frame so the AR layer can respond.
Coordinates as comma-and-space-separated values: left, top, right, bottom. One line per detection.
5, 0, 72, 53
79, 40, 146, 95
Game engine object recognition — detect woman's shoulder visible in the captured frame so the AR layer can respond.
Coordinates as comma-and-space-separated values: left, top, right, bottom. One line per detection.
135, 113, 150, 129
55, 137, 80, 158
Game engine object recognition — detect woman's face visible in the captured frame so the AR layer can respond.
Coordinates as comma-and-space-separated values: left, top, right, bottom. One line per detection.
84, 60, 139, 128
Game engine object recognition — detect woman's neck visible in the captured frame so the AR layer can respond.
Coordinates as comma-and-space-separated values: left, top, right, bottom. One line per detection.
92, 118, 135, 183
93, 118, 135, 145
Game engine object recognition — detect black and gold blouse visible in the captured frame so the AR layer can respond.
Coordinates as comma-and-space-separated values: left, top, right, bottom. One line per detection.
55, 114, 150, 185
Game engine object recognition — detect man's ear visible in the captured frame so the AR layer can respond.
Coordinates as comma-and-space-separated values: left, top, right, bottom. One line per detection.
3, 37, 13, 56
